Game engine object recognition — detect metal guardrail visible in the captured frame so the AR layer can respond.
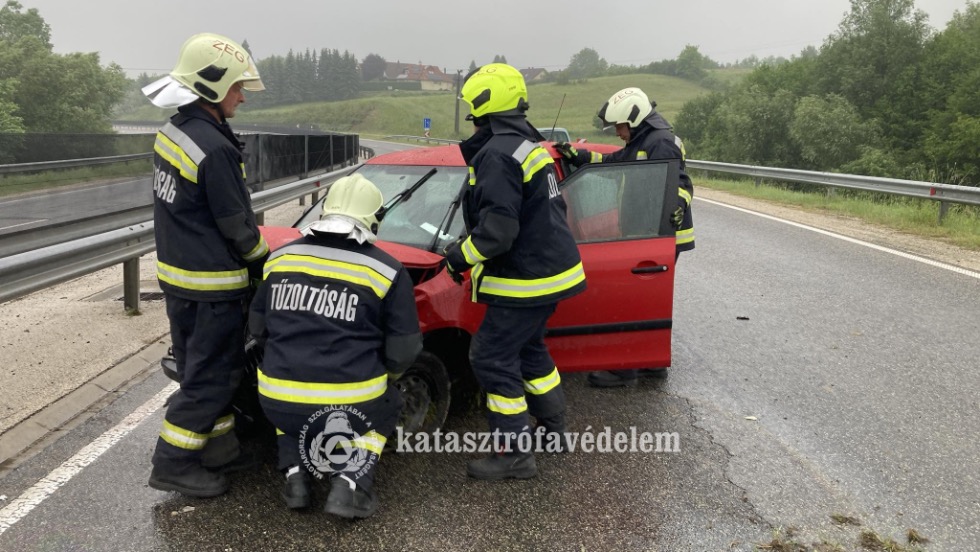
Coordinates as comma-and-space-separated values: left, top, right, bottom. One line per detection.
0, 165, 358, 309
0, 153, 153, 175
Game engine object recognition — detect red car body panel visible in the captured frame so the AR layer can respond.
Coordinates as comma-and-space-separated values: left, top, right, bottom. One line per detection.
260, 140, 676, 374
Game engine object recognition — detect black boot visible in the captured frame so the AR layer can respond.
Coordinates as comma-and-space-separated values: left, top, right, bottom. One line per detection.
148, 465, 229, 498
536, 414, 570, 453
282, 467, 312, 510
467, 451, 537, 480
587, 369, 638, 388
324, 475, 378, 519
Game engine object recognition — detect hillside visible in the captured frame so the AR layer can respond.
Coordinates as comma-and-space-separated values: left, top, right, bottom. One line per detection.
120, 74, 714, 146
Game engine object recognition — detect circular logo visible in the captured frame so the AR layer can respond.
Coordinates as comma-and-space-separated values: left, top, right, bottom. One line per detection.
299, 406, 377, 480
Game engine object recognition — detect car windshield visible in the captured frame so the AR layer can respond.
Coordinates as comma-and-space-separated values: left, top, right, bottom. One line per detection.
294, 164, 468, 253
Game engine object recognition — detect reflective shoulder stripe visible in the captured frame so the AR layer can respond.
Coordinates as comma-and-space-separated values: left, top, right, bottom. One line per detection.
636, 151, 648, 160
265, 244, 397, 299
675, 135, 687, 161
257, 369, 388, 405
156, 122, 207, 184
478, 262, 586, 299
512, 141, 554, 183
590, 151, 603, 163
157, 260, 249, 291
524, 367, 561, 395
244, 235, 270, 262
676, 227, 695, 245
486, 393, 528, 415
461, 235, 488, 265
468, 166, 476, 186
160, 420, 209, 451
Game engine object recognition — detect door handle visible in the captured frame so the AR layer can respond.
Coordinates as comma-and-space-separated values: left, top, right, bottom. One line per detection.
631, 264, 669, 274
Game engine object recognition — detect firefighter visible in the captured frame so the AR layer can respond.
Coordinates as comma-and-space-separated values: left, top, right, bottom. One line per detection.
554, 87, 695, 388
445, 63, 587, 479
249, 174, 421, 518
145, 33, 269, 497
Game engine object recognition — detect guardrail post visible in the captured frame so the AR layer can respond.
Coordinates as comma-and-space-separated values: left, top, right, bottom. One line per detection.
299, 134, 309, 206
123, 258, 140, 314
754, 177, 761, 188
255, 136, 265, 226
938, 201, 949, 225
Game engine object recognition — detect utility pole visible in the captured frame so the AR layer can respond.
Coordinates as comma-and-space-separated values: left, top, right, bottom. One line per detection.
454, 69, 462, 135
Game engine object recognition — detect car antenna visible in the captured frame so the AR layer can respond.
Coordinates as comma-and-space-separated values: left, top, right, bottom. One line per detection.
375, 167, 438, 222
549, 94, 566, 140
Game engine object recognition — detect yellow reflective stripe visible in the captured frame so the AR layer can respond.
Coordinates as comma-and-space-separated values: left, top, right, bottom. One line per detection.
353, 430, 386, 456
264, 254, 392, 299
636, 151, 648, 160
479, 262, 585, 299
487, 393, 528, 415
157, 261, 249, 291
209, 414, 235, 438
676, 227, 695, 245
244, 236, 270, 262
154, 135, 199, 184
590, 151, 603, 163
461, 236, 487, 265
275, 428, 285, 436
468, 166, 476, 186
678, 188, 692, 206
521, 146, 554, 183
240, 162, 247, 180
160, 420, 208, 450
257, 369, 387, 405
470, 263, 484, 303
524, 367, 561, 395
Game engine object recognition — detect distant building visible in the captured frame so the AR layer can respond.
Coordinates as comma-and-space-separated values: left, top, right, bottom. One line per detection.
520, 67, 548, 82
383, 62, 456, 91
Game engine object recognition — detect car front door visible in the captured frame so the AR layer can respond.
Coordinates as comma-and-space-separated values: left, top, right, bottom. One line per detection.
545, 160, 680, 372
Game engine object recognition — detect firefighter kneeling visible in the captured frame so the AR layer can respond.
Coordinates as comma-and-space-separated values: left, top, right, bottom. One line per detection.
249, 174, 422, 518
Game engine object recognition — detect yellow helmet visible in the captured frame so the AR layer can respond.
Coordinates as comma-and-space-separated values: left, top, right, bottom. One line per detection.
597, 87, 653, 129
320, 173, 384, 234
170, 33, 265, 103
460, 63, 528, 119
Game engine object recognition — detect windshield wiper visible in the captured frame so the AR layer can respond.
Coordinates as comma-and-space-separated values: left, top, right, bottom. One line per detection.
375, 168, 437, 223
427, 177, 466, 254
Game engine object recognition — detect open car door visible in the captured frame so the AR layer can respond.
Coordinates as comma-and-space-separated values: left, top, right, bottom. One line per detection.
546, 159, 680, 372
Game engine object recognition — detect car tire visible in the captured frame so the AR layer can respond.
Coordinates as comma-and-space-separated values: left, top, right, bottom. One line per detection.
642, 368, 669, 380
395, 351, 451, 434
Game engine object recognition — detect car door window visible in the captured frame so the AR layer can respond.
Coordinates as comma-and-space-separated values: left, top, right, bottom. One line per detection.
560, 161, 675, 243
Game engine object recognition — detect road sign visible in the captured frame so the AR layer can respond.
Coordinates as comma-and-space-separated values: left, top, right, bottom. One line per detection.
423, 117, 431, 130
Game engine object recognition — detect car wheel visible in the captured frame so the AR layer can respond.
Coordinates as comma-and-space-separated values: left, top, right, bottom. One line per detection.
643, 368, 669, 380
395, 351, 451, 434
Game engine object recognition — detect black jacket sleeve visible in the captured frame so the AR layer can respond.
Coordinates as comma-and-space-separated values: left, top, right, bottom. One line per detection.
382, 267, 422, 377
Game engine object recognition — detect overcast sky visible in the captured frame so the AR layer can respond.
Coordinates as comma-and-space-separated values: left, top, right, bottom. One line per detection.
17, 0, 970, 77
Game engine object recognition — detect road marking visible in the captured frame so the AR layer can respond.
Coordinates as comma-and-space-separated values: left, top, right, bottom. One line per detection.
698, 197, 980, 281
0, 382, 177, 536
0, 219, 47, 232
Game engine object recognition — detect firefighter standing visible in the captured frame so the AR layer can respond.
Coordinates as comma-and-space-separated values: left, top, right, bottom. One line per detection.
554, 87, 695, 388
249, 174, 421, 518
144, 33, 269, 497
445, 64, 587, 480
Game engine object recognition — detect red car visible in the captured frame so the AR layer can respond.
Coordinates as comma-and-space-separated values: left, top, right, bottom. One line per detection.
257, 142, 681, 431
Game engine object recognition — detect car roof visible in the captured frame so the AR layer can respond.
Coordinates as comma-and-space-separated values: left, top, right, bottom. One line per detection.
365, 142, 620, 166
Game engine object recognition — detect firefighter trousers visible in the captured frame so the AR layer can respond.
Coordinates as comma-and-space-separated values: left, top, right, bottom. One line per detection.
261, 384, 403, 490
469, 303, 566, 447
152, 295, 245, 472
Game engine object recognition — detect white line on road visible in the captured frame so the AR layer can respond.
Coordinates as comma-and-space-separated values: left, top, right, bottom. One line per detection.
0, 382, 177, 536
0, 219, 47, 232
698, 197, 980, 280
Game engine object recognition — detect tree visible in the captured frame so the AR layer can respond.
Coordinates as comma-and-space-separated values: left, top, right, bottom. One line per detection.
0, 1, 49, 47
566, 47, 607, 79
468, 60, 478, 72
361, 53, 386, 81
789, 94, 878, 170
674, 45, 714, 81
492, 54, 507, 64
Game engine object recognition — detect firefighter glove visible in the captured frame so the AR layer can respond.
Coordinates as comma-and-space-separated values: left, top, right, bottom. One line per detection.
554, 142, 578, 161
445, 260, 465, 285
671, 202, 686, 229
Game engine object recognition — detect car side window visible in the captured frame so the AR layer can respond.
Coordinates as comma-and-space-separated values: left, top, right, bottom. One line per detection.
560, 161, 674, 243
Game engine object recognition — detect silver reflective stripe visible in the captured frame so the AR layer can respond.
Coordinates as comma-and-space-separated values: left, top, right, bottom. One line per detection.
268, 257, 392, 297
480, 264, 585, 295
268, 243, 397, 281
156, 263, 249, 287
511, 140, 536, 165
161, 122, 206, 165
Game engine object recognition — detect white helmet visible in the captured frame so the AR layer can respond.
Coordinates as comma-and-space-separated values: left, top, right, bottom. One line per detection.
301, 174, 384, 243
143, 33, 264, 108
596, 87, 653, 129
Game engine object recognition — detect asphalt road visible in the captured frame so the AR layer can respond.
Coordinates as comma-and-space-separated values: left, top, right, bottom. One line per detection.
1, 150, 978, 551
